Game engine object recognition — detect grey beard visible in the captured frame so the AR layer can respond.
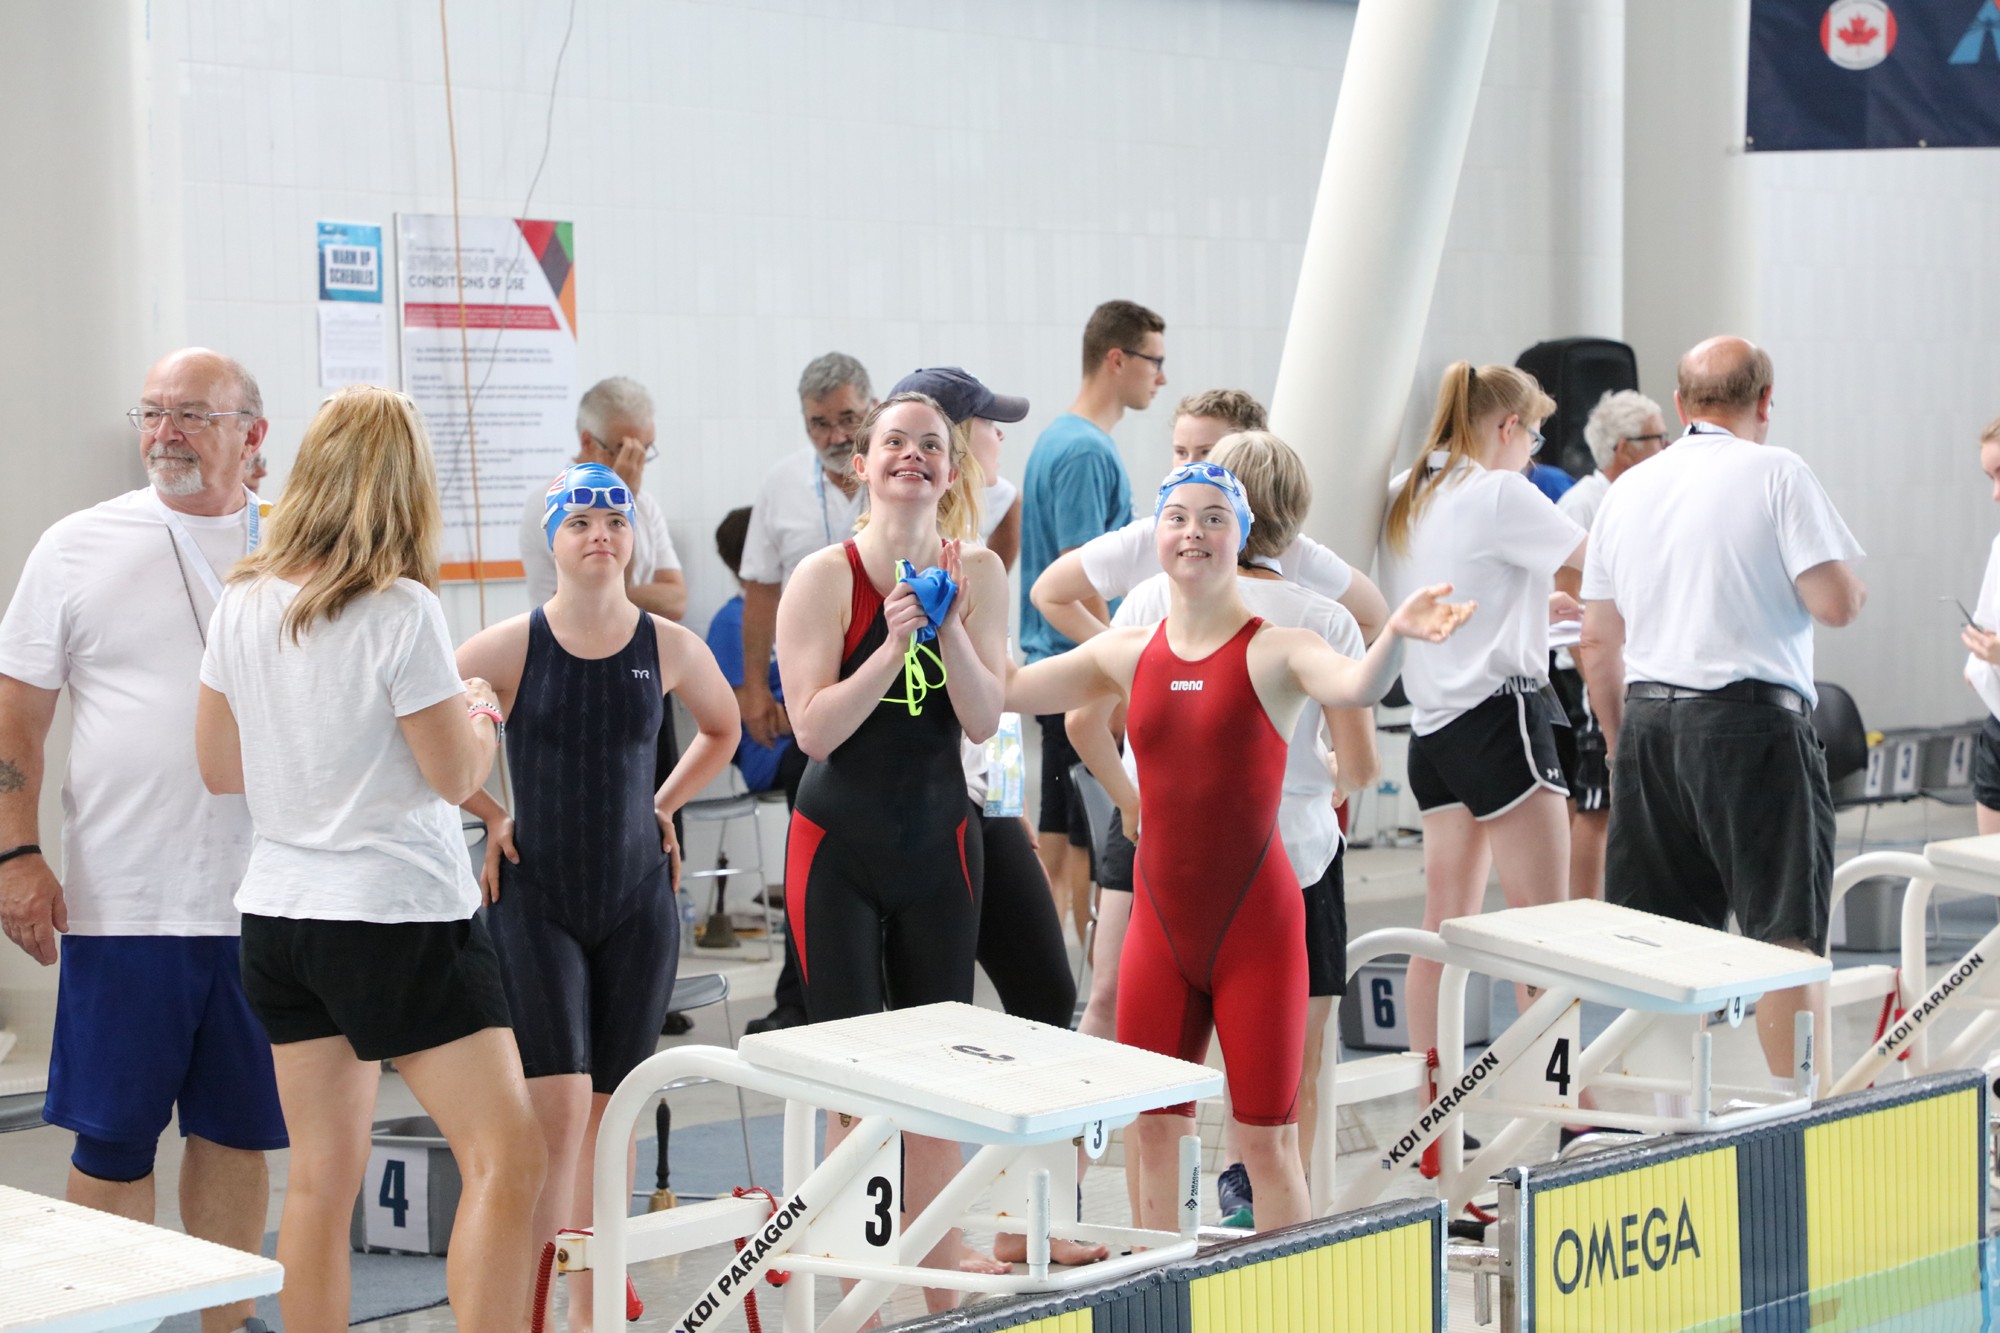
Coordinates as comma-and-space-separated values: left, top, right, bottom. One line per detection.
146, 455, 205, 497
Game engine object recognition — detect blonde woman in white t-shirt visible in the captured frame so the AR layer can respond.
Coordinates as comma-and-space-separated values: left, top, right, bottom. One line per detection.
196, 386, 545, 1332
1960, 416, 2000, 834
1378, 363, 1586, 1153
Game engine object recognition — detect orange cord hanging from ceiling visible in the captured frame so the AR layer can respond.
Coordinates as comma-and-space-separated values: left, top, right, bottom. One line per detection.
437, 0, 488, 628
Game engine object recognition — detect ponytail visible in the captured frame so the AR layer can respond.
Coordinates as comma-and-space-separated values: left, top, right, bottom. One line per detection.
1383, 361, 1555, 554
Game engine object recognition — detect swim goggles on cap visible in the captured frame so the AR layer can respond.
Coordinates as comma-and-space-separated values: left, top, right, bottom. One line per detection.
880, 557, 956, 716
1155, 461, 1253, 553
543, 462, 635, 547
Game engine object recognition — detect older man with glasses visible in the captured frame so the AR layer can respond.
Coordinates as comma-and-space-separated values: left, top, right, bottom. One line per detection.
518, 375, 685, 621
0, 347, 284, 1333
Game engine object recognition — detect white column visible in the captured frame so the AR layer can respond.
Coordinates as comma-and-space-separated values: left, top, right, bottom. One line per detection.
1623, 0, 1756, 401
0, 2, 164, 1045
1267, 0, 1502, 568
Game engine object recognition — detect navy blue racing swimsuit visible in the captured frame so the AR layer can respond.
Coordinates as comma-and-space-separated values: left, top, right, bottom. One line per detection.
785, 540, 981, 1021
484, 607, 676, 1093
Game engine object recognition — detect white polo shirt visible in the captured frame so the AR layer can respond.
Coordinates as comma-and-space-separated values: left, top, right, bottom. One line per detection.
0, 490, 254, 934
518, 483, 679, 608
1077, 515, 1354, 604
1112, 574, 1362, 883
1378, 460, 1585, 735
739, 447, 869, 587
1966, 534, 2000, 719
1580, 426, 1862, 704
1556, 470, 1611, 533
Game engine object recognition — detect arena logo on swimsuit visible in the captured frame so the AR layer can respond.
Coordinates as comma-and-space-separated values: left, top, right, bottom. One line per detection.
1548, 1200, 1701, 1294
1169, 679, 1204, 692
672, 1195, 810, 1333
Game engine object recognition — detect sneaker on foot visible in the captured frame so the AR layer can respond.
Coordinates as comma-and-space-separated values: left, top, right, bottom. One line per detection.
1216, 1162, 1254, 1228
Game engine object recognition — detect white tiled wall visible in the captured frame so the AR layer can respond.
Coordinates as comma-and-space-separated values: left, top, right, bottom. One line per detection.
157, 0, 1360, 643
1392, 0, 1626, 457
124, 0, 2000, 732
1751, 148, 2000, 728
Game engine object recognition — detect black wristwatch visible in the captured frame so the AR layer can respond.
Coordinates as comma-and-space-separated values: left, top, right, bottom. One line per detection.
0, 844, 42, 868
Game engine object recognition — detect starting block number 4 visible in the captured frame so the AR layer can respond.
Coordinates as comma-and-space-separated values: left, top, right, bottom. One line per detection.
363, 1146, 430, 1253
1490, 999, 1583, 1110
804, 1131, 903, 1261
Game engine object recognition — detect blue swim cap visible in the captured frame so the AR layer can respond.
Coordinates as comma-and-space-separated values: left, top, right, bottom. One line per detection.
543, 462, 635, 548
1155, 461, 1253, 553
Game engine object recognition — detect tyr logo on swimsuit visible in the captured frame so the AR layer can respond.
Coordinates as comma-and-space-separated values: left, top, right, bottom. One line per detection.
631, 669, 652, 679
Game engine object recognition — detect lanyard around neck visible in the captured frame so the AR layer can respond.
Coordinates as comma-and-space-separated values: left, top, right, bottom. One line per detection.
152, 487, 262, 604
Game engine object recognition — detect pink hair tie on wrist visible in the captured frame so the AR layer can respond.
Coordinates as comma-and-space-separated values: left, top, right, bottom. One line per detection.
468, 703, 504, 735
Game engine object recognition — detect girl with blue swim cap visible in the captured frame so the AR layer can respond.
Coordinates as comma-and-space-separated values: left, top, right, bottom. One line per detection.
1006, 461, 1475, 1238
457, 459, 742, 1328
774, 390, 1014, 1306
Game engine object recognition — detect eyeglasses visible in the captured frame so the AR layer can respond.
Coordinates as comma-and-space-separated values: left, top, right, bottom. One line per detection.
1120, 348, 1166, 373
558, 484, 632, 510
1626, 433, 1669, 447
1526, 425, 1546, 456
127, 407, 256, 434
584, 432, 659, 463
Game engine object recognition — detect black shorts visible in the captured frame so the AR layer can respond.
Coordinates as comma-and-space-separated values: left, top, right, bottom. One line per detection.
1099, 808, 1136, 893
1975, 716, 2000, 811
1406, 687, 1570, 820
1606, 694, 1834, 953
1035, 713, 1092, 847
1301, 849, 1348, 998
240, 914, 513, 1063
1549, 664, 1609, 812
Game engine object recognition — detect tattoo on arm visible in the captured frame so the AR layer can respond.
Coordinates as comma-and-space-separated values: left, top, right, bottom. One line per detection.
0, 760, 25, 795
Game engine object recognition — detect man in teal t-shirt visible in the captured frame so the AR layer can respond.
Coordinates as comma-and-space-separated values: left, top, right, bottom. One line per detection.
1018, 298, 1166, 944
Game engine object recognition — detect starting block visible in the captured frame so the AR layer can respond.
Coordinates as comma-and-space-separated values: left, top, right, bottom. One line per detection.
570, 1002, 1221, 1333
1335, 899, 1831, 1219
1827, 832, 2000, 1095
0, 1183, 283, 1331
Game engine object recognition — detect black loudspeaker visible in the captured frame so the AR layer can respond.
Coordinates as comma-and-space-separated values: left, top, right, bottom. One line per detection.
1514, 337, 1639, 481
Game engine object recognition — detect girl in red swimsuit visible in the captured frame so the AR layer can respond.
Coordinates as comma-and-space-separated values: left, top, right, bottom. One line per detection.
1007, 462, 1472, 1233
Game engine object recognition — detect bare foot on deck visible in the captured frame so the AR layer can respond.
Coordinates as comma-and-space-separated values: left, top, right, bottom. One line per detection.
989, 1232, 1111, 1266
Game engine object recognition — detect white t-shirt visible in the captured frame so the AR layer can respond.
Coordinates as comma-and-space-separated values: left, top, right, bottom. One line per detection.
1379, 461, 1585, 735
1077, 515, 1355, 606
1580, 429, 1863, 704
0, 490, 255, 934
200, 578, 481, 923
979, 477, 1017, 545
1967, 534, 2000, 719
740, 447, 869, 587
518, 484, 679, 608
959, 482, 1021, 800
1556, 471, 1611, 533
1113, 574, 1363, 883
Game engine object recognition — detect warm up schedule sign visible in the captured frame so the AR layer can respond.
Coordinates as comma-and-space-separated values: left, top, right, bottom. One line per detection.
397, 214, 578, 580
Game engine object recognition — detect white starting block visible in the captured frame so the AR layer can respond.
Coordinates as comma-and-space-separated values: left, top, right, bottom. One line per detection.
1827, 832, 2000, 1095
0, 1183, 283, 1332
568, 1002, 1221, 1333
1333, 899, 1831, 1218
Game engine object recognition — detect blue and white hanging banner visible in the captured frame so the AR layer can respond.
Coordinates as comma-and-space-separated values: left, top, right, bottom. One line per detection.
1748, 0, 2000, 150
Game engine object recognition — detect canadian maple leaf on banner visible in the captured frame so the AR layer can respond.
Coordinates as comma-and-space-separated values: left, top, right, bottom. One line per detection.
1838, 14, 1880, 45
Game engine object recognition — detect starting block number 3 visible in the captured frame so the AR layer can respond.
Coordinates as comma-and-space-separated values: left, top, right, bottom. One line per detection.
805, 1131, 903, 1261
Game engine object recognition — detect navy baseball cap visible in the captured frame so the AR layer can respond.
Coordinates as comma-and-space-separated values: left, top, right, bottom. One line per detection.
890, 367, 1029, 425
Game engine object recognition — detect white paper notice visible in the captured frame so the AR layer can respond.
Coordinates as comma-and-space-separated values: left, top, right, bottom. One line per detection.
319, 303, 389, 389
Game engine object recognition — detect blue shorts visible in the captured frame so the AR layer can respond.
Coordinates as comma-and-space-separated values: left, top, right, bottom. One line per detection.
46, 936, 288, 1153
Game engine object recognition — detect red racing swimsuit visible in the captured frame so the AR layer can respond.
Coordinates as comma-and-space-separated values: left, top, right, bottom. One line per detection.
1118, 616, 1308, 1125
